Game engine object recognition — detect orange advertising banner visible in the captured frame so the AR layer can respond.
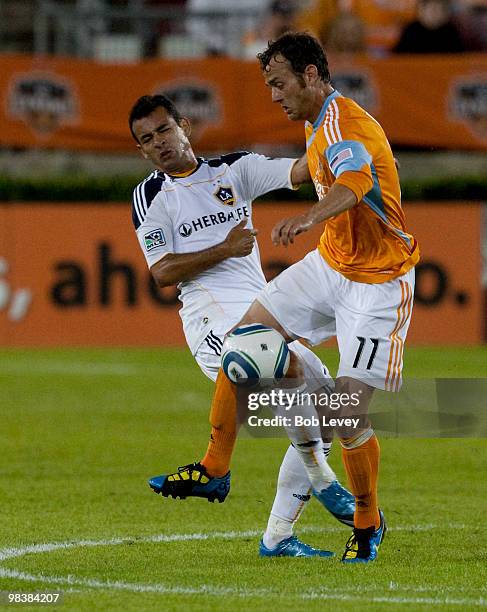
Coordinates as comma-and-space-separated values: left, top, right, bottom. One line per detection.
0, 54, 485, 152
0, 202, 482, 347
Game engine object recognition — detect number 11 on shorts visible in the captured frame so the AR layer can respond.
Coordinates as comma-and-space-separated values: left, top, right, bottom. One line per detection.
352, 337, 379, 370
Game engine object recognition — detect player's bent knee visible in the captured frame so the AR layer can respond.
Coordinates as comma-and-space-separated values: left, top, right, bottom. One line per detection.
286, 351, 305, 380
237, 300, 292, 342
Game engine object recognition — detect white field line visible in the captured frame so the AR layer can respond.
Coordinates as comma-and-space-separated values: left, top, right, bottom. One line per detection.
0, 525, 486, 607
0, 524, 467, 563
0, 567, 485, 608
0, 530, 260, 562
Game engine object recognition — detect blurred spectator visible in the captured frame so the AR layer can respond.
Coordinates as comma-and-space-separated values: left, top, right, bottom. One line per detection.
242, 0, 297, 59
186, 0, 265, 56
0, 0, 35, 53
295, 0, 338, 38
143, 0, 188, 58
455, 0, 487, 51
351, 0, 416, 55
394, 0, 466, 53
296, 0, 416, 56
322, 10, 366, 53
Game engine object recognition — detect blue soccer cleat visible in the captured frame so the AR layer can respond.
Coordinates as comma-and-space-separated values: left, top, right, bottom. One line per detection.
341, 510, 387, 563
259, 536, 334, 558
314, 480, 355, 527
149, 462, 230, 503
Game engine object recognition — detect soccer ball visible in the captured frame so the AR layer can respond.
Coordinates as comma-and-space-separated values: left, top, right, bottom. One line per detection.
221, 324, 290, 386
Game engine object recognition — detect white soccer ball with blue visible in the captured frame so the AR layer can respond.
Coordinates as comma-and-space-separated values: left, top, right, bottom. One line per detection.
221, 324, 290, 386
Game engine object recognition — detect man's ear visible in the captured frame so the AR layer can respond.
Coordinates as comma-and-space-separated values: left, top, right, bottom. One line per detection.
304, 64, 319, 85
136, 143, 149, 160
180, 117, 192, 138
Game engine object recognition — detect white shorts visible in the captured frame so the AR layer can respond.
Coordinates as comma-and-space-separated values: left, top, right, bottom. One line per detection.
256, 249, 415, 391
194, 315, 331, 389
194, 318, 231, 383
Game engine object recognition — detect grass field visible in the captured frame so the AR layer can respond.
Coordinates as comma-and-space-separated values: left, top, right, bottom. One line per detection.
0, 347, 486, 610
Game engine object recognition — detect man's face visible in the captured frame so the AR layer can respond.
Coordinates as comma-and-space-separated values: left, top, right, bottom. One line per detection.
132, 106, 193, 174
418, 0, 450, 28
263, 54, 314, 121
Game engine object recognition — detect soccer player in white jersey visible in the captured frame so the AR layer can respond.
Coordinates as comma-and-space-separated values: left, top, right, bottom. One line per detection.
129, 94, 355, 557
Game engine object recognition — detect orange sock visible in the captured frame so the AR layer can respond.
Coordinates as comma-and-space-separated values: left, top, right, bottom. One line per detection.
201, 371, 239, 477
341, 431, 380, 530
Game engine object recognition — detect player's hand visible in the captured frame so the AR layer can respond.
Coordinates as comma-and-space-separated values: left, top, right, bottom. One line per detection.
224, 219, 258, 257
271, 214, 313, 247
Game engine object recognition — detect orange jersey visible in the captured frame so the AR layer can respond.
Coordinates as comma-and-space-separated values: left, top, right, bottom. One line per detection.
306, 90, 419, 284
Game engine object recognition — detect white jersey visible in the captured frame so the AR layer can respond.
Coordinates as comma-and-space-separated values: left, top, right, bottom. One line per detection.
132, 152, 296, 354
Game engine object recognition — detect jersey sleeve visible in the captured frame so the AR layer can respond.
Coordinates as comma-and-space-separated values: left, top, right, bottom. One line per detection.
323, 101, 376, 201
325, 139, 373, 202
230, 153, 296, 202
134, 192, 174, 268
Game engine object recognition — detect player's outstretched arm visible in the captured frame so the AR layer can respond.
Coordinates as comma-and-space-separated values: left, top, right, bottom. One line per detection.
151, 220, 258, 287
272, 184, 357, 247
290, 154, 311, 186
306, 183, 358, 226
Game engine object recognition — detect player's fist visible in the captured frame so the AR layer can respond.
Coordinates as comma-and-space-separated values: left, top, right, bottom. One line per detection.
224, 219, 258, 257
271, 214, 313, 247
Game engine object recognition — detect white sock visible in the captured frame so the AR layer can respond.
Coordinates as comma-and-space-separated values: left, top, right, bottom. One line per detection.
277, 385, 336, 491
273, 348, 336, 492
263, 442, 333, 549
294, 438, 336, 492
263, 445, 310, 549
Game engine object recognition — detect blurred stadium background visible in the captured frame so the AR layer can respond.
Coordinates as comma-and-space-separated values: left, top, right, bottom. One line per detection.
0, 0, 485, 348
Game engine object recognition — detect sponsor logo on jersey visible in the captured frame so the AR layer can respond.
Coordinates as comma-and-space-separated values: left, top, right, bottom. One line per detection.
450, 80, 487, 139
331, 72, 378, 112
178, 206, 249, 237
8, 72, 78, 136
214, 185, 235, 206
144, 229, 166, 251
313, 177, 329, 200
155, 79, 221, 141
179, 223, 193, 238
312, 159, 330, 200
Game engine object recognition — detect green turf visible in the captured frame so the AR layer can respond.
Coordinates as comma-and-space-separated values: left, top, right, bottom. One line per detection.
0, 347, 486, 610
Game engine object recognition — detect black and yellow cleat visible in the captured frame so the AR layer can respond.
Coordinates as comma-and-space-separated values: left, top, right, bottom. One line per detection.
148, 462, 231, 503
342, 510, 387, 563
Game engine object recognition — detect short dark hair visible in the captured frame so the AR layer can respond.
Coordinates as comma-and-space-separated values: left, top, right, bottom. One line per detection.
257, 32, 330, 83
128, 94, 183, 142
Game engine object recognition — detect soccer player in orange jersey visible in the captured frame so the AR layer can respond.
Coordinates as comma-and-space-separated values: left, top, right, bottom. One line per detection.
234, 32, 419, 562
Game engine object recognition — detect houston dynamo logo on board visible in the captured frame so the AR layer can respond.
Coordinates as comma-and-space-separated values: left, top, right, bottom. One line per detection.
450, 78, 487, 141
7, 71, 78, 136
154, 78, 221, 141
331, 70, 379, 113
